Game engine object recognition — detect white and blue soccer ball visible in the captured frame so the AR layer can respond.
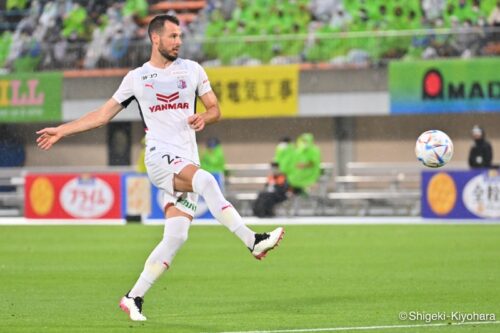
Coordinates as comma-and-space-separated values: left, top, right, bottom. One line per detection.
415, 130, 454, 168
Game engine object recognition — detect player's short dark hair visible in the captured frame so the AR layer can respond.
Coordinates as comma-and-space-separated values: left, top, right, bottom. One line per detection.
148, 15, 180, 41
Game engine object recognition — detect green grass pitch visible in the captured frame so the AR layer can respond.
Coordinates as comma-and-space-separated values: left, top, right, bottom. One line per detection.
1, 224, 499, 333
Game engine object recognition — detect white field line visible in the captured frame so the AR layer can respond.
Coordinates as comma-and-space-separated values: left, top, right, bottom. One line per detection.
2, 216, 500, 225
207, 320, 500, 333
148, 217, 500, 226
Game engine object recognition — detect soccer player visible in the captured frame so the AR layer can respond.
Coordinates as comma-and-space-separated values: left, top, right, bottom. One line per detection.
36, 14, 285, 321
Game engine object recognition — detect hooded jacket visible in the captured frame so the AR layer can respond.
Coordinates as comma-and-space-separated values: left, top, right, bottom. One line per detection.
468, 129, 493, 168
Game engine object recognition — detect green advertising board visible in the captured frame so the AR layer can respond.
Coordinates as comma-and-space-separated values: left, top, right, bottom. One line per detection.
389, 58, 500, 114
0, 72, 62, 122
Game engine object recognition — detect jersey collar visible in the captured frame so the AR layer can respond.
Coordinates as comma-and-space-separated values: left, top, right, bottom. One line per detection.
146, 59, 180, 71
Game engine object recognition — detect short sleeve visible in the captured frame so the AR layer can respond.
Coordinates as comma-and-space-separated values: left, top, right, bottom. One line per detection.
112, 71, 135, 107
196, 64, 212, 96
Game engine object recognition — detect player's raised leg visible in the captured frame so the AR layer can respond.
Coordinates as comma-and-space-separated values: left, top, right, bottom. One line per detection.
175, 165, 285, 259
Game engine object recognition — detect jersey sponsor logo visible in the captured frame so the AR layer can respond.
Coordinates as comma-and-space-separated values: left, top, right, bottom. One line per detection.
172, 70, 188, 76
149, 92, 189, 112
177, 79, 187, 89
149, 102, 189, 112
145, 83, 154, 89
156, 92, 179, 103
141, 73, 158, 80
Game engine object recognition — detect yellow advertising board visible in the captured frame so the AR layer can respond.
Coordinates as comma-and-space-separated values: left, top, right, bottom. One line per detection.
198, 65, 299, 118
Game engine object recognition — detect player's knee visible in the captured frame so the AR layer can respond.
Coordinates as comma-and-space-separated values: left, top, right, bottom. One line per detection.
192, 168, 217, 193
164, 230, 189, 244
163, 216, 190, 243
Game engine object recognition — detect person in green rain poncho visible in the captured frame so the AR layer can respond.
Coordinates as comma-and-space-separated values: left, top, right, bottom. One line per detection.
287, 133, 321, 193
123, 0, 148, 19
273, 136, 295, 176
62, 4, 88, 39
200, 137, 226, 174
7, 0, 28, 10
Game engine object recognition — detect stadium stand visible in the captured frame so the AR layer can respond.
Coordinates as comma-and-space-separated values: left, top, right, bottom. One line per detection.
224, 161, 420, 217
224, 162, 334, 217
1, 0, 500, 71
222, 162, 421, 217
0, 168, 24, 217
327, 162, 422, 216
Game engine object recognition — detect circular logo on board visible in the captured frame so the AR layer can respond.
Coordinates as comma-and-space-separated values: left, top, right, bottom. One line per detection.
463, 172, 500, 218
30, 177, 55, 216
60, 177, 114, 218
422, 69, 444, 99
427, 172, 457, 215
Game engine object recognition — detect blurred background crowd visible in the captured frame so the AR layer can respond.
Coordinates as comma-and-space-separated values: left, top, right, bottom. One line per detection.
1, 0, 500, 72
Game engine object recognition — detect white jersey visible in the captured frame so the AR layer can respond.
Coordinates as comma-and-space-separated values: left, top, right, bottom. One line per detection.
112, 59, 212, 163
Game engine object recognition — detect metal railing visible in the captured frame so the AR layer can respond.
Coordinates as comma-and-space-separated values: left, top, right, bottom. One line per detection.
2, 27, 500, 72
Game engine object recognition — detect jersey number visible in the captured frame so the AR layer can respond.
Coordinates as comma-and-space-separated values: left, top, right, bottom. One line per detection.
162, 154, 181, 165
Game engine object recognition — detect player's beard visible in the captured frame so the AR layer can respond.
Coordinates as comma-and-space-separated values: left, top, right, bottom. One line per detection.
158, 44, 178, 62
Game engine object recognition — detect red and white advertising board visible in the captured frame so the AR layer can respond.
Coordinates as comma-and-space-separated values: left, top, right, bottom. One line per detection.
25, 173, 122, 221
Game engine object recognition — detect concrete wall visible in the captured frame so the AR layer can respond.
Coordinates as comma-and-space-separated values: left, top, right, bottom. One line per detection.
22, 117, 336, 166
354, 114, 500, 164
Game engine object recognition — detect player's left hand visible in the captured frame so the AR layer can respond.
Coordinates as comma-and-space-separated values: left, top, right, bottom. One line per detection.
188, 114, 205, 132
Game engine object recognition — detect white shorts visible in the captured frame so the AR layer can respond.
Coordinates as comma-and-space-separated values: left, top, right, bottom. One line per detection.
145, 147, 199, 217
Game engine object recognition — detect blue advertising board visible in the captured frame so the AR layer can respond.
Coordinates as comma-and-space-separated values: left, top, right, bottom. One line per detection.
422, 169, 500, 219
121, 172, 224, 222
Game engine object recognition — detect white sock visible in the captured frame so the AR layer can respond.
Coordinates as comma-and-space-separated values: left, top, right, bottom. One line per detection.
129, 216, 190, 298
192, 169, 255, 248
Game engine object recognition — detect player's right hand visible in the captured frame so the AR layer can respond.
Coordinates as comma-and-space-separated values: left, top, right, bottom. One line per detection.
36, 127, 62, 150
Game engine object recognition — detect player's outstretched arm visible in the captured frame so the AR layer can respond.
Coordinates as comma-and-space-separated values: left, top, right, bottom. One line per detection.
188, 91, 221, 132
36, 98, 123, 150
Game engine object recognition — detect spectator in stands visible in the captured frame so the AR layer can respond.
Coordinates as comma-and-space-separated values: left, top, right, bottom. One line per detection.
489, 1, 500, 41
253, 161, 289, 218
287, 133, 321, 194
329, 4, 352, 30
36, 1, 58, 41
490, 1, 500, 25
310, 0, 340, 23
0, 31, 12, 68
122, 0, 148, 20
5, 24, 30, 69
200, 137, 226, 174
422, 0, 446, 22
273, 136, 295, 176
62, 3, 88, 41
3, 0, 499, 69
469, 125, 493, 168
7, 0, 28, 10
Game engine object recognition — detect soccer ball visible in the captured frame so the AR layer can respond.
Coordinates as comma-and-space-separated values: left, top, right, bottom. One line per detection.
415, 130, 454, 168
